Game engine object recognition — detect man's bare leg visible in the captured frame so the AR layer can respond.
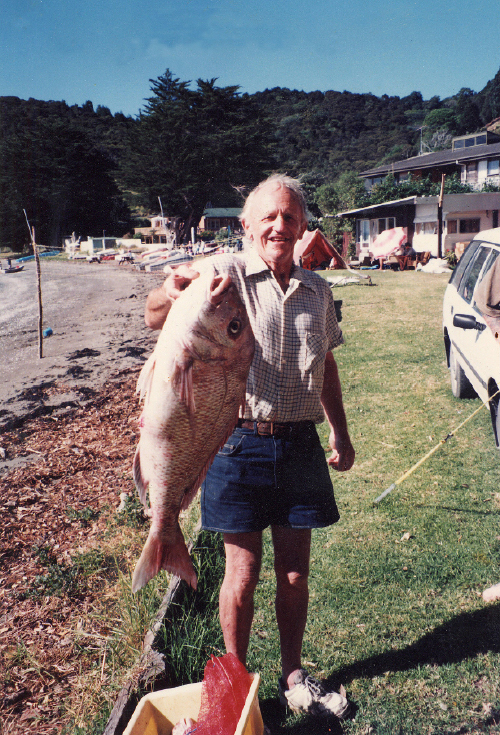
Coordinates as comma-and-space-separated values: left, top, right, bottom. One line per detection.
219, 531, 262, 666
272, 526, 311, 689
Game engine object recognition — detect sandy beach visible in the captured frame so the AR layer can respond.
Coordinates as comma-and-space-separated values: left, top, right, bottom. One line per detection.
0, 259, 165, 432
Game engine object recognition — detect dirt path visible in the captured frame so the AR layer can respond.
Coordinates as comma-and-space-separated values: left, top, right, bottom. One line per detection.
0, 259, 164, 436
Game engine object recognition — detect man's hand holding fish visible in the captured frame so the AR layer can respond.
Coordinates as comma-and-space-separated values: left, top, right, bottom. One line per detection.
144, 263, 201, 330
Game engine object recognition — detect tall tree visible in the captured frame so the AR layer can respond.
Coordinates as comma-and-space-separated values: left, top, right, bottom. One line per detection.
454, 88, 483, 135
477, 68, 500, 124
0, 100, 131, 250
120, 70, 273, 240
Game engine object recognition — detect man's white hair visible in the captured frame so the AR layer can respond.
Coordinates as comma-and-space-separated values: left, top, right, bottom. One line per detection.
240, 174, 308, 226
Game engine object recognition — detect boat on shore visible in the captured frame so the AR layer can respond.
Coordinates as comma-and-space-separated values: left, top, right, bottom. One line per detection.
135, 249, 194, 272
0, 262, 24, 274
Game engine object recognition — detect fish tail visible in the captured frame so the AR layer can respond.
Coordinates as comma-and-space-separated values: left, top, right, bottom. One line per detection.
131, 525, 197, 593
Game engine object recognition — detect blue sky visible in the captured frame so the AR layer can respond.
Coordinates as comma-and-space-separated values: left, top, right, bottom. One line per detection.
1, 0, 500, 117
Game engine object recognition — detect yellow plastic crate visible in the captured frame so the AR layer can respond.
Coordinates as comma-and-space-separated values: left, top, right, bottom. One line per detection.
123, 673, 263, 735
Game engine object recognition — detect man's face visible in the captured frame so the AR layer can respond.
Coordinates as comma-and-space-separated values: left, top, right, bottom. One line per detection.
242, 184, 307, 268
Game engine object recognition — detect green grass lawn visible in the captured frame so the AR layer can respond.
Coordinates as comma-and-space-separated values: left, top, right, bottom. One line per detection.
157, 270, 500, 734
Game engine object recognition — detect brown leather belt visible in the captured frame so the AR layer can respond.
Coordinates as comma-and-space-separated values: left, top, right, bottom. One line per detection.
236, 419, 314, 437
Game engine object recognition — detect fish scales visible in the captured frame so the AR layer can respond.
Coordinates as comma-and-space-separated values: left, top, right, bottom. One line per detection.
132, 270, 255, 592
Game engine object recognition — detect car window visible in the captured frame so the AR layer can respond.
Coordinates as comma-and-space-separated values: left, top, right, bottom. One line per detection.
448, 241, 480, 287
472, 249, 500, 313
458, 247, 492, 304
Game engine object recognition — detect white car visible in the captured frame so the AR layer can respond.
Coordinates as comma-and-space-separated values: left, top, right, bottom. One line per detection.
443, 227, 500, 449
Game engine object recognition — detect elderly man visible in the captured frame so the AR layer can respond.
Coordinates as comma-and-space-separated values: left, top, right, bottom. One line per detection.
145, 175, 355, 717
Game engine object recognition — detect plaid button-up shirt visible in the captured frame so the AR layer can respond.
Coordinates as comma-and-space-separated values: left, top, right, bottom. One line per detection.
199, 248, 343, 423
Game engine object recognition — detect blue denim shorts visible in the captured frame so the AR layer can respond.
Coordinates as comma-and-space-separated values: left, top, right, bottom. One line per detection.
201, 422, 340, 533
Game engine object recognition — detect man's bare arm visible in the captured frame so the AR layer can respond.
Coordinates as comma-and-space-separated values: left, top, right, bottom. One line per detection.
321, 350, 355, 471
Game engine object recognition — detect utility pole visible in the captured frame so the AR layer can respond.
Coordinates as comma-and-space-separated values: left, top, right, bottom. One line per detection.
437, 174, 445, 259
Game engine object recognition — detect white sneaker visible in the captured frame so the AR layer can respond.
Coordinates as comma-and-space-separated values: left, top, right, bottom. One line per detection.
278, 669, 350, 718
483, 582, 500, 602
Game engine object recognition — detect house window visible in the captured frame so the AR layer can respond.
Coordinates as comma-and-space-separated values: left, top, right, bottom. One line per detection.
459, 218, 480, 234
377, 217, 395, 234
487, 159, 500, 175
423, 221, 438, 234
447, 219, 457, 234
493, 211, 499, 228
356, 220, 370, 246
465, 162, 478, 183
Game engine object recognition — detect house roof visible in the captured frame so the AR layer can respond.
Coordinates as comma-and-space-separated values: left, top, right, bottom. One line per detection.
337, 192, 500, 219
203, 208, 242, 217
361, 142, 500, 178
336, 196, 423, 217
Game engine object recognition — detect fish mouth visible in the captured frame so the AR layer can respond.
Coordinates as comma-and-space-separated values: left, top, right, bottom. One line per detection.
209, 274, 234, 306
208, 274, 245, 314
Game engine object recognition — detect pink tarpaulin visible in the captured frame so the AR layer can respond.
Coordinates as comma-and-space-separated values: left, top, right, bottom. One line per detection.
370, 227, 407, 259
294, 229, 347, 270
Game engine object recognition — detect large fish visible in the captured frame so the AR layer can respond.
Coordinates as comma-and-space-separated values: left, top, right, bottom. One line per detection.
132, 270, 255, 593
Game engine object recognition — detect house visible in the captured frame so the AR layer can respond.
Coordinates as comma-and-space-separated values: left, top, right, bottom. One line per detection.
338, 130, 500, 261
134, 215, 179, 246
362, 131, 500, 191
79, 236, 141, 256
198, 208, 242, 233
337, 192, 500, 261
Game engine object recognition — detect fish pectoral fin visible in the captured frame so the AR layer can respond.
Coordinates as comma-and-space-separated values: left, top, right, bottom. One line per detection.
172, 356, 196, 413
180, 482, 201, 512
133, 446, 149, 509
136, 353, 156, 402
132, 525, 197, 593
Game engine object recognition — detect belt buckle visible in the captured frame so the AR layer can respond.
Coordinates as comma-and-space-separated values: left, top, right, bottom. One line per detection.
256, 421, 273, 436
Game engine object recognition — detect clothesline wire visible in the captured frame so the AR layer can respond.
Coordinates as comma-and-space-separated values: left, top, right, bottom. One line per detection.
374, 389, 500, 504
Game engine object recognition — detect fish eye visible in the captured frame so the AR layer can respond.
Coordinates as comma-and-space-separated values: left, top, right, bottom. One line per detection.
227, 318, 242, 336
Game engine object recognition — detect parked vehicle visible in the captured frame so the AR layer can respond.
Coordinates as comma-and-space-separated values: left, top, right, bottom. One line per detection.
443, 227, 500, 449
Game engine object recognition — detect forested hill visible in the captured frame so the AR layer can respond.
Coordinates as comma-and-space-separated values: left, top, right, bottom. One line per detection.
1, 66, 499, 249
251, 67, 500, 183
253, 88, 416, 179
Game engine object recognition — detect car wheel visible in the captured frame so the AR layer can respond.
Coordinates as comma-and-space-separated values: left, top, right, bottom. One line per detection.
450, 345, 476, 399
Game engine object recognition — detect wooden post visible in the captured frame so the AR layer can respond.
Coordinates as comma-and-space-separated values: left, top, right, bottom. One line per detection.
23, 210, 44, 359
437, 173, 445, 259
32, 227, 44, 359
